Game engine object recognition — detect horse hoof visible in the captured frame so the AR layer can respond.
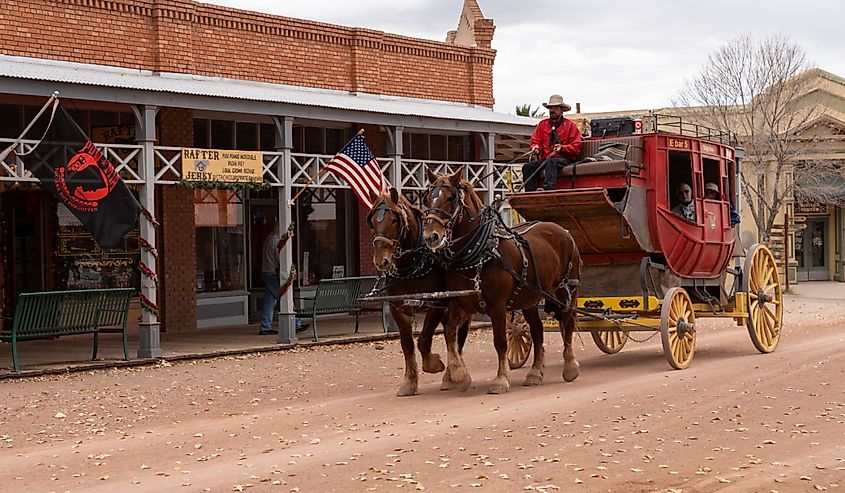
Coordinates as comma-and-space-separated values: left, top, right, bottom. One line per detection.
456, 374, 472, 392
396, 383, 418, 397
422, 353, 446, 374
451, 365, 468, 384
563, 362, 580, 382
488, 380, 510, 394
523, 370, 543, 386
441, 372, 455, 391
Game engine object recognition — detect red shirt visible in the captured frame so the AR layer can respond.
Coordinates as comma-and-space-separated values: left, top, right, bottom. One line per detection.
530, 117, 582, 160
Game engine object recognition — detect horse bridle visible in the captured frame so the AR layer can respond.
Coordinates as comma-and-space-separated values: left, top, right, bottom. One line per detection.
367, 201, 409, 262
423, 183, 466, 242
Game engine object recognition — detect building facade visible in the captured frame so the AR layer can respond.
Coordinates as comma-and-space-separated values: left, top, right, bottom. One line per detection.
0, 0, 535, 354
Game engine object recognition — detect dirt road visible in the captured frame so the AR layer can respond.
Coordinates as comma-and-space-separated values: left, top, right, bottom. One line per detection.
1, 294, 844, 493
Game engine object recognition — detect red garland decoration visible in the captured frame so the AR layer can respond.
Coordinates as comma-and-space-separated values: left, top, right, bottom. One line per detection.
138, 237, 158, 257
277, 222, 296, 252
278, 265, 297, 299
139, 260, 159, 287
140, 207, 160, 228
138, 293, 159, 316
138, 208, 161, 317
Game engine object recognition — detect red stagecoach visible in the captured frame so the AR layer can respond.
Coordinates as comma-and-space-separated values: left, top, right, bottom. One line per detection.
504, 115, 783, 369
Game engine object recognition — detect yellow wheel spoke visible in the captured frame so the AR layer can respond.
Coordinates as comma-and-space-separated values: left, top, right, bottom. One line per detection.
762, 264, 773, 287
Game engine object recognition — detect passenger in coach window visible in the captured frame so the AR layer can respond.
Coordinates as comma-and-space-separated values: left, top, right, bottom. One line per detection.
671, 182, 695, 222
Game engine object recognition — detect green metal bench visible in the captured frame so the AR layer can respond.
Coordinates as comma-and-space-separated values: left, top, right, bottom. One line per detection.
0, 288, 134, 373
297, 276, 385, 342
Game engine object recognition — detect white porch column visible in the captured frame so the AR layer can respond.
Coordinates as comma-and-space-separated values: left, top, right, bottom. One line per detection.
383, 126, 404, 333
480, 132, 496, 205
273, 116, 298, 344
132, 105, 162, 358
386, 126, 404, 190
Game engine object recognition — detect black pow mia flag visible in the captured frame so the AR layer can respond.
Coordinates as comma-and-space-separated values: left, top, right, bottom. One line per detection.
27, 105, 141, 249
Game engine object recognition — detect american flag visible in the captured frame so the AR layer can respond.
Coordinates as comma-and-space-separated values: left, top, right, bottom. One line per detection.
325, 134, 387, 210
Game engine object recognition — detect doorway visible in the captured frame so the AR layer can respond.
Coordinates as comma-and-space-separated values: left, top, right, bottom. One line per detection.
1, 190, 51, 302
795, 217, 829, 281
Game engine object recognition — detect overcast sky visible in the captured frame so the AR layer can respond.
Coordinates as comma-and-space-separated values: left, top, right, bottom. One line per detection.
202, 0, 845, 115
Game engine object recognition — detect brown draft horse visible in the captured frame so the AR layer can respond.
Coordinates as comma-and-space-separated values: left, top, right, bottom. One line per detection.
422, 167, 581, 394
366, 187, 469, 396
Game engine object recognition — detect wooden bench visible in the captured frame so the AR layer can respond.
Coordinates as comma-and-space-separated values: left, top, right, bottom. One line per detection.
0, 288, 134, 373
297, 276, 385, 342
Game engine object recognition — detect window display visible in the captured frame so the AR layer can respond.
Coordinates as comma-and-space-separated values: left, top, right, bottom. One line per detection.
195, 189, 245, 292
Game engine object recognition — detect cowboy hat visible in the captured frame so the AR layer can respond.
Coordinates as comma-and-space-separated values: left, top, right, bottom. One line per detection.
704, 182, 720, 193
542, 94, 572, 112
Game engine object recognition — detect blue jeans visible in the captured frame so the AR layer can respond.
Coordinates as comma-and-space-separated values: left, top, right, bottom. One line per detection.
260, 273, 280, 333
260, 273, 302, 333
522, 156, 573, 191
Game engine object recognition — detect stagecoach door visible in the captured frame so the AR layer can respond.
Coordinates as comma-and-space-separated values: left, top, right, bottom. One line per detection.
795, 217, 828, 281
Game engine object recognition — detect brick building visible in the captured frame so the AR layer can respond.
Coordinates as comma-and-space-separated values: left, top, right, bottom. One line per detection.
0, 0, 535, 354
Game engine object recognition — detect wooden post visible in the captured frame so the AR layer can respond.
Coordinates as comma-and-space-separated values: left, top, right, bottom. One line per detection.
784, 213, 790, 290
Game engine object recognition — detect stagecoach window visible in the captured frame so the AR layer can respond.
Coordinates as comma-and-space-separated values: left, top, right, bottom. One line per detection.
194, 189, 245, 293
667, 151, 694, 208
703, 158, 721, 198
726, 162, 737, 206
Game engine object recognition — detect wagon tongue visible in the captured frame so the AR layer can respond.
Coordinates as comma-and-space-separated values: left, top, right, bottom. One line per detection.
506, 187, 648, 258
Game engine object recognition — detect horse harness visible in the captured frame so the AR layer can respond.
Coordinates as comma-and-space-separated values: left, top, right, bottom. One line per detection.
425, 184, 580, 313
368, 201, 436, 281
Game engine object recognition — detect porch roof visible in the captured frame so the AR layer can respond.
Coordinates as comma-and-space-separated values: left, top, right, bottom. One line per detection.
0, 55, 535, 135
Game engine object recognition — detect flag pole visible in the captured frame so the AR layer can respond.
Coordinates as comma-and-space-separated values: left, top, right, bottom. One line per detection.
289, 128, 366, 205
0, 91, 60, 164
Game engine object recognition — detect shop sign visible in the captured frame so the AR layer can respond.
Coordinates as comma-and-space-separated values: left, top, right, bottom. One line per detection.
795, 201, 828, 215
181, 148, 263, 183
92, 125, 135, 143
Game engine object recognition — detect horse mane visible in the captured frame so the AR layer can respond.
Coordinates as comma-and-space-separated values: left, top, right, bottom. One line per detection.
458, 178, 485, 212
430, 173, 485, 213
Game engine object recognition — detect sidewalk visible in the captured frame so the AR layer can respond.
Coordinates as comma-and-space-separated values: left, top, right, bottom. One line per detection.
0, 311, 486, 379
2, 281, 843, 378
0, 312, 381, 378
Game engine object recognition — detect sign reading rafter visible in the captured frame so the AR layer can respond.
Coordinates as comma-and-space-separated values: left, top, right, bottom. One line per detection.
181, 148, 263, 183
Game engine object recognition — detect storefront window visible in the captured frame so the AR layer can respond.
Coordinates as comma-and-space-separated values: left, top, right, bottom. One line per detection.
195, 189, 245, 292
294, 189, 347, 285
54, 203, 140, 290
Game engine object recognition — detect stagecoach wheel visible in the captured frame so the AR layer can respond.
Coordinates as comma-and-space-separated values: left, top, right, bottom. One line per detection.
742, 243, 783, 353
591, 330, 629, 354
659, 287, 697, 370
506, 312, 532, 369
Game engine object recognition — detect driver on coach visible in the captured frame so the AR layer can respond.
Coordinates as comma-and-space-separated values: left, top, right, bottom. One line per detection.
522, 94, 582, 192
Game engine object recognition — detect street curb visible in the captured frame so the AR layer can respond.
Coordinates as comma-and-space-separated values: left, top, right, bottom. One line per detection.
0, 323, 492, 381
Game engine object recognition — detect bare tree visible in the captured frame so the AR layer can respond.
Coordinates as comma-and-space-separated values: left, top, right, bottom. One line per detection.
674, 35, 836, 243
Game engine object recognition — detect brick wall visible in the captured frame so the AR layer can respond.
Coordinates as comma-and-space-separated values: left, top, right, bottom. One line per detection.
157, 107, 196, 331
2, 0, 496, 107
